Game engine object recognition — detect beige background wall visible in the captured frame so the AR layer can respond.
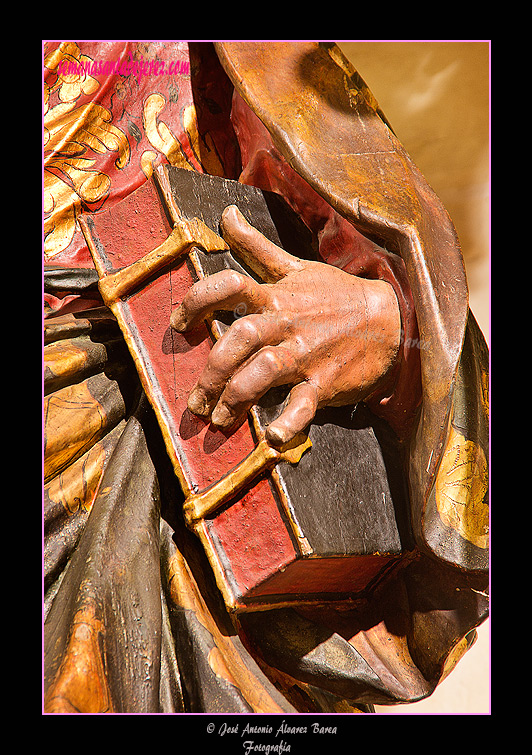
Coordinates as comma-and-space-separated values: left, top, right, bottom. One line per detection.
337, 41, 490, 715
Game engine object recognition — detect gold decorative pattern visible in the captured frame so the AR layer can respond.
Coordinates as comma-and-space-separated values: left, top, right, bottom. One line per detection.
184, 434, 312, 524
46, 442, 106, 515
435, 425, 489, 549
44, 338, 89, 383
96, 217, 228, 306
183, 103, 225, 176
481, 369, 489, 418
44, 42, 130, 258
44, 602, 113, 713
142, 93, 191, 170
43, 381, 107, 482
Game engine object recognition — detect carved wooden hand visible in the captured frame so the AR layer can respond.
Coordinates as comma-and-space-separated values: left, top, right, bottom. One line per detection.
170, 205, 401, 446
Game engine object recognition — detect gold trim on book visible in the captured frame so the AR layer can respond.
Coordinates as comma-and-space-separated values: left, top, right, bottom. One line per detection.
183, 434, 312, 523
97, 218, 228, 306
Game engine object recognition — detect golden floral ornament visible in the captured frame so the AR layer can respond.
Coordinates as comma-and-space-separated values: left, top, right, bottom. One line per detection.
44, 43, 130, 258
434, 424, 489, 549
44, 42, 100, 107
46, 441, 106, 515
142, 93, 192, 173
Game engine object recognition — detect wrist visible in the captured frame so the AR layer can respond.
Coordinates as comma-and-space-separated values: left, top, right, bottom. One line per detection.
365, 277, 401, 359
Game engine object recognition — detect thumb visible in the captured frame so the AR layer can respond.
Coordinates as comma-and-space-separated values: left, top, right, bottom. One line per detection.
221, 205, 303, 283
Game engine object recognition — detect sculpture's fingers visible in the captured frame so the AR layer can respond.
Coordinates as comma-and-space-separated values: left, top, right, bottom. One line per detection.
265, 381, 319, 446
221, 205, 304, 283
187, 314, 280, 417
170, 269, 271, 332
210, 345, 300, 429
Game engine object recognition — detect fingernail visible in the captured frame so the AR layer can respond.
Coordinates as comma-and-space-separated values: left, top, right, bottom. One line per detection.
266, 424, 287, 447
211, 403, 234, 428
222, 205, 240, 223
188, 389, 209, 417
170, 308, 186, 332
221, 205, 245, 236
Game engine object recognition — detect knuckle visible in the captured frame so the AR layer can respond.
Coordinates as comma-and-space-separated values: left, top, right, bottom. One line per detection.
194, 365, 219, 395
224, 269, 247, 293
258, 346, 285, 375
231, 316, 260, 343
205, 342, 234, 379
222, 376, 248, 406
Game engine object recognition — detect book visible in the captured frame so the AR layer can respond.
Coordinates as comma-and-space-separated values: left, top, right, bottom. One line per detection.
81, 165, 411, 612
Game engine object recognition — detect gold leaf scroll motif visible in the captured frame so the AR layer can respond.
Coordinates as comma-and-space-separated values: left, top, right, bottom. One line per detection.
434, 425, 489, 549
46, 441, 106, 515
44, 43, 130, 258
44, 601, 113, 713
44, 42, 99, 106
182, 103, 225, 176
43, 381, 108, 482
142, 94, 192, 173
